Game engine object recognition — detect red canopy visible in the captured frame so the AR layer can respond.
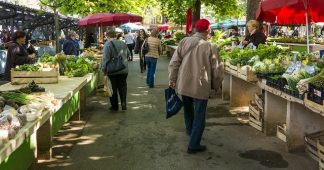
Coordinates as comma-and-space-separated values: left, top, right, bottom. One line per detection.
256, 0, 324, 25
186, 8, 192, 35
78, 13, 143, 27
158, 24, 169, 31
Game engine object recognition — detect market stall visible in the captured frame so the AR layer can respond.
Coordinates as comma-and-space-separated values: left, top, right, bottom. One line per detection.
220, 42, 324, 168
0, 51, 99, 169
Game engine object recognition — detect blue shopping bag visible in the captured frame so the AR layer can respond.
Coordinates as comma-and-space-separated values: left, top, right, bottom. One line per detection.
165, 88, 183, 119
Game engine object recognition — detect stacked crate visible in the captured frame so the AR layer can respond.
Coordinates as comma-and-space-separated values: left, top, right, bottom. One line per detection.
249, 93, 264, 132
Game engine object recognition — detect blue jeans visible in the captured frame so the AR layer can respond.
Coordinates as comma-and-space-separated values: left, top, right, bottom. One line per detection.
182, 95, 208, 149
145, 57, 157, 88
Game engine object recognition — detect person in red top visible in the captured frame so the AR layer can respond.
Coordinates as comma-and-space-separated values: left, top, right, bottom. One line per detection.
164, 32, 172, 39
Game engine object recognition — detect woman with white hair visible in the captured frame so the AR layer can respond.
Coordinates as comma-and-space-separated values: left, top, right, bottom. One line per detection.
242, 20, 266, 48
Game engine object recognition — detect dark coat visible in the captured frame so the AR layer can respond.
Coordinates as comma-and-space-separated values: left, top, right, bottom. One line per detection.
134, 36, 147, 56
244, 31, 266, 47
84, 35, 95, 48
63, 37, 77, 55
4, 42, 33, 81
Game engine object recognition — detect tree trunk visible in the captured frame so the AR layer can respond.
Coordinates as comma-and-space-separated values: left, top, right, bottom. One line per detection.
246, 0, 262, 34
246, 0, 261, 21
54, 8, 60, 53
191, 0, 201, 32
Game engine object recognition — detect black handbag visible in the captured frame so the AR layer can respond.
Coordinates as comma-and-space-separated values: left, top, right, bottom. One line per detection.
105, 41, 126, 74
141, 38, 149, 55
165, 87, 183, 119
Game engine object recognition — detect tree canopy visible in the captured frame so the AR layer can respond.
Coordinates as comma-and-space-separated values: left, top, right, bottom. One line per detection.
39, 0, 158, 17
159, 0, 242, 25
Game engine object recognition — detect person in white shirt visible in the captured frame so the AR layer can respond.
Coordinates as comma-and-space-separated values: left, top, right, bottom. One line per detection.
123, 30, 135, 61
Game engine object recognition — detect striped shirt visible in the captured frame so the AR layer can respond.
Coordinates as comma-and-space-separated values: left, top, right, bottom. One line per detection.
146, 37, 162, 59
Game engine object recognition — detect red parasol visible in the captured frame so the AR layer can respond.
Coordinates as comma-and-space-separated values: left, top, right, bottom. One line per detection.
256, 0, 324, 25
158, 24, 169, 31
256, 0, 324, 52
186, 8, 192, 35
78, 13, 143, 27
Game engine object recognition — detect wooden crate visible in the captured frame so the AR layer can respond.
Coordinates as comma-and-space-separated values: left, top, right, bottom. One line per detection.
276, 124, 287, 142
224, 62, 239, 76
11, 68, 59, 84
255, 94, 264, 111
317, 140, 324, 170
249, 103, 263, 132
304, 95, 324, 114
238, 66, 258, 82
305, 131, 324, 162
249, 102, 262, 120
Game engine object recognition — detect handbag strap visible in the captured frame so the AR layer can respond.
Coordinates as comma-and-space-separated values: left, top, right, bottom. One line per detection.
110, 41, 120, 59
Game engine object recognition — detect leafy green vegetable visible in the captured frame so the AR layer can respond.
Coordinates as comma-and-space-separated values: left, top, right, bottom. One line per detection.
14, 64, 42, 71
40, 53, 57, 64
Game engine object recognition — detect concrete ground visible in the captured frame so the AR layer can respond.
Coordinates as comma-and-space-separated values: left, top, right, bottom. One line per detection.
36, 55, 317, 170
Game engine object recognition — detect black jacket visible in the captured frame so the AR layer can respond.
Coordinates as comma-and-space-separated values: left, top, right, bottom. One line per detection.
244, 31, 266, 47
4, 42, 33, 81
63, 37, 77, 55
134, 36, 147, 55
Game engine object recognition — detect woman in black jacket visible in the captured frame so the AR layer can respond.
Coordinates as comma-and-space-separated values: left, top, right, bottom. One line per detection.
4, 31, 35, 81
134, 29, 148, 73
242, 20, 266, 48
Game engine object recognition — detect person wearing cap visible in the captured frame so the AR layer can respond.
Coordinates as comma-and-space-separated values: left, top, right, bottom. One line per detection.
168, 19, 223, 154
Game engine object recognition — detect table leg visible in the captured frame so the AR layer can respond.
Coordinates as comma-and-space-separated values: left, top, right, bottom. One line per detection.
286, 101, 324, 152
222, 72, 231, 101
264, 91, 287, 135
230, 75, 260, 107
37, 117, 52, 160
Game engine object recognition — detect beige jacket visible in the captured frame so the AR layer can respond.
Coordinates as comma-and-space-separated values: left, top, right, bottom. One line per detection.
168, 33, 224, 100
146, 37, 162, 59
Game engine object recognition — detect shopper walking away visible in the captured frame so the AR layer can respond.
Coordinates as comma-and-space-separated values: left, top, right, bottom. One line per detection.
169, 19, 223, 154
4, 31, 35, 81
102, 30, 130, 111
124, 30, 135, 61
145, 29, 162, 88
63, 32, 78, 56
134, 29, 148, 73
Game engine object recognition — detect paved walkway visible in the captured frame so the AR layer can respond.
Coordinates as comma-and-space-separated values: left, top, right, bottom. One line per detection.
37, 55, 317, 170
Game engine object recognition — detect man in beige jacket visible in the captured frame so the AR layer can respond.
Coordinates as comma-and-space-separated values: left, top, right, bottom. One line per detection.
169, 19, 223, 154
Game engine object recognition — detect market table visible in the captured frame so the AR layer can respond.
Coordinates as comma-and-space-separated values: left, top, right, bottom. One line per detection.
0, 73, 97, 170
164, 45, 177, 58
222, 69, 324, 152
266, 42, 324, 52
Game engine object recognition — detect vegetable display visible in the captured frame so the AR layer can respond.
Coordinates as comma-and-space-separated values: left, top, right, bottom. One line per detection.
40, 53, 57, 64
162, 39, 176, 45
19, 81, 46, 94
56, 53, 95, 77
174, 31, 185, 42
14, 64, 41, 71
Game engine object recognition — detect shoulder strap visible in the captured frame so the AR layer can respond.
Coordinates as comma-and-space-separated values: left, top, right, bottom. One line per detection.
110, 41, 119, 58
181, 38, 200, 58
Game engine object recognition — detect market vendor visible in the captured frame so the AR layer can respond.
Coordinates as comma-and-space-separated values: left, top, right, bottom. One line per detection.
242, 20, 266, 48
228, 26, 240, 37
4, 31, 35, 81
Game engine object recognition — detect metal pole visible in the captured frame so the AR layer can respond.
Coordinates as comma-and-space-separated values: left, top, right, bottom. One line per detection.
305, 11, 310, 53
